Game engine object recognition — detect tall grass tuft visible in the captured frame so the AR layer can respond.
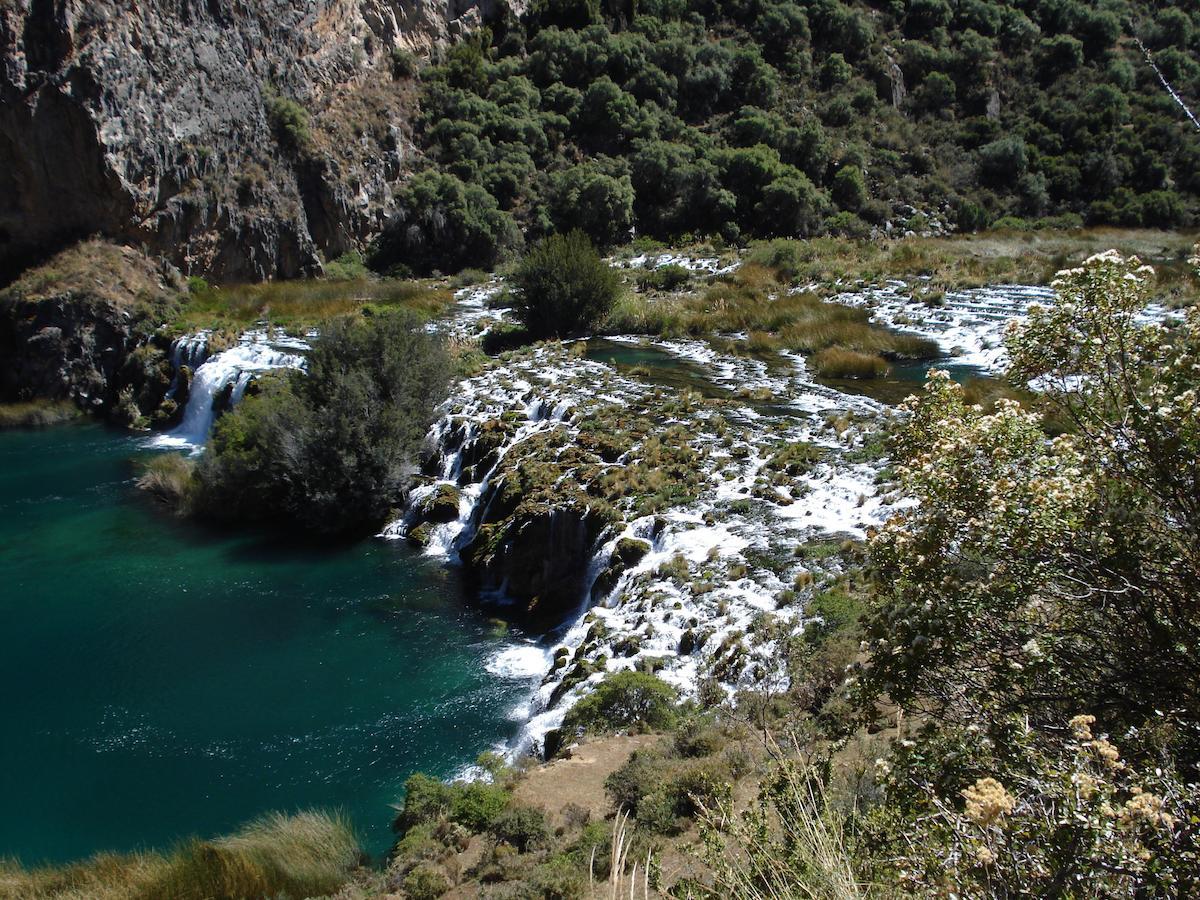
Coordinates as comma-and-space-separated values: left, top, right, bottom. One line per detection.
809, 348, 891, 379
590, 809, 651, 900
0, 810, 358, 900
136, 454, 196, 511
697, 762, 864, 900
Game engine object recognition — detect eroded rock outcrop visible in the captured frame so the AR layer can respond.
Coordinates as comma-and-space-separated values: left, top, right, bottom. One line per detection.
0, 0, 519, 282
0, 240, 182, 422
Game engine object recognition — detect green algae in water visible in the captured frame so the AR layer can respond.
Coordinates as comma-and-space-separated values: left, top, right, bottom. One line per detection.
0, 422, 531, 865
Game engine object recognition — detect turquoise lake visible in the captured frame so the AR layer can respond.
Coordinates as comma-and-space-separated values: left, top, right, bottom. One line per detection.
0, 422, 533, 865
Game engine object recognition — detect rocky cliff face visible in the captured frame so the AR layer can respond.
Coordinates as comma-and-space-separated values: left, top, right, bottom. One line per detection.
0, 0, 516, 283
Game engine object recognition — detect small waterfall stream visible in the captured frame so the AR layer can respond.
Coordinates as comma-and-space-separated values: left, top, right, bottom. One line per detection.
150, 333, 307, 450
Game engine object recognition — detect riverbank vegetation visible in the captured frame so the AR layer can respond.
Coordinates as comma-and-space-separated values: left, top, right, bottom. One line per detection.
0, 811, 358, 900
191, 311, 452, 534
174, 273, 456, 333
0, 400, 81, 429
371, 0, 1200, 275
604, 262, 940, 361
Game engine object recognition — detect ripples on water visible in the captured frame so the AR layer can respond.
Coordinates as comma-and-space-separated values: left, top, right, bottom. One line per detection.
0, 423, 538, 865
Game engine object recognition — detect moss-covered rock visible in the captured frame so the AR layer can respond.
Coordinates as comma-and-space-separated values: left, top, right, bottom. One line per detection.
419, 483, 462, 524
407, 522, 434, 548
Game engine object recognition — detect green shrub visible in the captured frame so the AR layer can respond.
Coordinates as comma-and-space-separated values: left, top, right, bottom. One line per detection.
450, 267, 490, 288
195, 312, 452, 534
403, 863, 450, 900
394, 773, 456, 833
635, 264, 692, 292
393, 772, 513, 837
449, 781, 512, 832
673, 715, 726, 758
323, 251, 369, 280
512, 231, 621, 339
263, 88, 310, 152
831, 165, 867, 211
564, 671, 679, 736
490, 805, 551, 852
527, 854, 588, 900
368, 171, 519, 276
605, 748, 669, 815
392, 47, 418, 78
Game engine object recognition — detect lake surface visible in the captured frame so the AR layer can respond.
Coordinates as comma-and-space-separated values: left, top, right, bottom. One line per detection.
0, 423, 533, 865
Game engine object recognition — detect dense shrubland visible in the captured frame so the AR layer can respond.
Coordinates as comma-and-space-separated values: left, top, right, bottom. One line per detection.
370, 0, 1200, 274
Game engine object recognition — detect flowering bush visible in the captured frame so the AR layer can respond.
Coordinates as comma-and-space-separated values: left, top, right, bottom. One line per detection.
861, 249, 1200, 759
852, 249, 1200, 892
871, 715, 1199, 896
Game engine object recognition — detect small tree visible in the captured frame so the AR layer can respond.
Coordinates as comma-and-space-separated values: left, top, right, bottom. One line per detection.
562, 670, 678, 734
861, 249, 1200, 758
512, 231, 621, 339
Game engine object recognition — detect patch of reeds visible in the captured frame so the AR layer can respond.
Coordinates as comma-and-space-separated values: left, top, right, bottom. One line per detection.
177, 277, 455, 331
809, 348, 890, 380
136, 454, 196, 511
603, 267, 939, 359
0, 811, 359, 900
0, 400, 80, 429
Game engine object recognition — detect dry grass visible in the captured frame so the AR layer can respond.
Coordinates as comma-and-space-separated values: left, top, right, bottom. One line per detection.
0, 400, 80, 429
0, 811, 358, 900
605, 267, 938, 360
177, 277, 455, 331
809, 349, 890, 380
748, 229, 1200, 303
0, 241, 180, 312
136, 454, 196, 511
591, 809, 652, 900
698, 762, 865, 900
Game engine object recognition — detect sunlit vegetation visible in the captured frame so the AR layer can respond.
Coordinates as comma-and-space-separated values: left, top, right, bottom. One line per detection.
808, 347, 890, 379
371, 0, 1200, 275
604, 264, 940, 359
0, 811, 358, 900
193, 312, 453, 534
174, 276, 455, 332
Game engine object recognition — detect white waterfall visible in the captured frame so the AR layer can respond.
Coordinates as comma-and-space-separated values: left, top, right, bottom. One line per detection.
149, 334, 307, 451
166, 332, 209, 398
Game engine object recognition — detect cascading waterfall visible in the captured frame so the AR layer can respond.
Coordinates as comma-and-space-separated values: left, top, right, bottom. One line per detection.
165, 332, 210, 398
150, 333, 307, 450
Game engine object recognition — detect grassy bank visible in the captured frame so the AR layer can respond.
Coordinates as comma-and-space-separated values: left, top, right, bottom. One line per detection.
0, 401, 81, 429
0, 811, 359, 900
174, 276, 456, 332
744, 228, 1200, 303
